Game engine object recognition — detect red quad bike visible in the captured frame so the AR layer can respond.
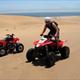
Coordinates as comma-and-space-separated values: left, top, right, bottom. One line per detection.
26, 35, 70, 68
0, 34, 24, 57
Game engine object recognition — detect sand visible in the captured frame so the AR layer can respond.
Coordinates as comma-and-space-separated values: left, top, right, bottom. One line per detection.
0, 15, 80, 80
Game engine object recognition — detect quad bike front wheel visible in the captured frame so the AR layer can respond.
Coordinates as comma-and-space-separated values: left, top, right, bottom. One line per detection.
60, 46, 70, 59
26, 48, 34, 62
45, 52, 56, 68
16, 43, 24, 53
0, 48, 7, 57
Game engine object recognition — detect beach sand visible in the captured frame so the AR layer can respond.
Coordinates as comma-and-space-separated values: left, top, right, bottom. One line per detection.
0, 15, 80, 80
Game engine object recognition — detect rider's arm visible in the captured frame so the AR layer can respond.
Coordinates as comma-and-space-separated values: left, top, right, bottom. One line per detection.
40, 25, 47, 36
52, 21, 58, 26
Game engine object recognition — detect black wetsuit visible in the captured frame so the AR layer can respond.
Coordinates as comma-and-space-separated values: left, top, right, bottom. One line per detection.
46, 23, 57, 36
46, 22, 60, 39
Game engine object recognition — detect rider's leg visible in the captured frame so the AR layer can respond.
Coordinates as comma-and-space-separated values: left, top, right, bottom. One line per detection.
48, 31, 52, 37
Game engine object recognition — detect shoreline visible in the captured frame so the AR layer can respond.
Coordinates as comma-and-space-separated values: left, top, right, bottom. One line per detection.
0, 14, 80, 18
0, 12, 80, 17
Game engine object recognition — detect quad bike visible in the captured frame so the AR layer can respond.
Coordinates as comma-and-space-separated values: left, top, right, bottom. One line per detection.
26, 35, 70, 67
0, 34, 24, 57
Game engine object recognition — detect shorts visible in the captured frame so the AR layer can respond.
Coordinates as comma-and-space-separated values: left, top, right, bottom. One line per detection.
48, 31, 59, 39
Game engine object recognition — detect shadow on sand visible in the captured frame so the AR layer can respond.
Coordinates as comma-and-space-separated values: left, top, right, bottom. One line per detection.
26, 55, 67, 68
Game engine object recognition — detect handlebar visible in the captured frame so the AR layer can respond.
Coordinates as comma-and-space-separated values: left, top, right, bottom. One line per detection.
6, 34, 15, 40
6, 34, 14, 37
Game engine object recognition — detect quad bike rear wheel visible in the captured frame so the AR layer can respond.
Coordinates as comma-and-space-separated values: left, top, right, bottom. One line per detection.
16, 43, 24, 53
26, 48, 34, 62
45, 52, 56, 68
60, 46, 70, 59
0, 48, 7, 57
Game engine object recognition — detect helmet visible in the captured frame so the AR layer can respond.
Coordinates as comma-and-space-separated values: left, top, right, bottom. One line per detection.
45, 17, 52, 22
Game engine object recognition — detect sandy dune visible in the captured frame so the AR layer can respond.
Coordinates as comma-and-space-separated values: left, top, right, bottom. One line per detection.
0, 15, 80, 80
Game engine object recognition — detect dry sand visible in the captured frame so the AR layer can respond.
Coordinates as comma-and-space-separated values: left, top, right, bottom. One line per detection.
0, 15, 80, 80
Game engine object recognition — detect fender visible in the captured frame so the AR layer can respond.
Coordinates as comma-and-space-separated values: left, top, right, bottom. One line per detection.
13, 38, 19, 43
34, 40, 39, 46
40, 41, 53, 47
0, 40, 6, 46
57, 40, 64, 48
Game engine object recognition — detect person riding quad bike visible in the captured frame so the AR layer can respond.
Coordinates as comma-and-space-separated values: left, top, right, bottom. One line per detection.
5, 34, 14, 42
4, 34, 16, 52
40, 17, 60, 41
26, 17, 70, 67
